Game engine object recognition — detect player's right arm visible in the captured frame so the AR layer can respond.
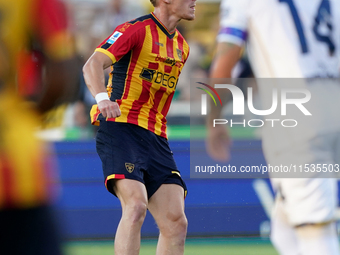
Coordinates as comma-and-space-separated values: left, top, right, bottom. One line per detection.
206, 0, 247, 162
83, 22, 142, 119
83, 52, 121, 119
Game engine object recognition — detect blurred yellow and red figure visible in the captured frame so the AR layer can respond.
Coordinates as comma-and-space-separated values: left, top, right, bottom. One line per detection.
0, 0, 77, 254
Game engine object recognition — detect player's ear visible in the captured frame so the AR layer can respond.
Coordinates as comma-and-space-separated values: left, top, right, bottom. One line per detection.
162, 0, 171, 4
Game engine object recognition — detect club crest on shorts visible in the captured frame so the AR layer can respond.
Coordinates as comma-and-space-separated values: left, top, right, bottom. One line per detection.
176, 48, 183, 61
125, 163, 135, 173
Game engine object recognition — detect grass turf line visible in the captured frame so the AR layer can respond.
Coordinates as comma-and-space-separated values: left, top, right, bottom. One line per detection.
64, 237, 278, 255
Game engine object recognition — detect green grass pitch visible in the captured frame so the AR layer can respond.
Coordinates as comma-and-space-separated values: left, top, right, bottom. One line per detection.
64, 237, 279, 255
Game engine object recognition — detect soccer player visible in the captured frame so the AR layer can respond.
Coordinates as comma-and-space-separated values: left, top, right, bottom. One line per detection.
0, 0, 77, 254
82, 0, 196, 254
206, 0, 340, 254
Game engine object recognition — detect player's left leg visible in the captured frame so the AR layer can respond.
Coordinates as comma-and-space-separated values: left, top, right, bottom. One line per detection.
148, 184, 187, 255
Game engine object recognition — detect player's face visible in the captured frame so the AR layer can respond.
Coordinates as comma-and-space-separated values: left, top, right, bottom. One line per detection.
172, 0, 197, 21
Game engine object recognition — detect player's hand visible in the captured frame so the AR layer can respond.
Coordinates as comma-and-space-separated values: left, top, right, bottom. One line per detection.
206, 125, 231, 162
98, 100, 121, 118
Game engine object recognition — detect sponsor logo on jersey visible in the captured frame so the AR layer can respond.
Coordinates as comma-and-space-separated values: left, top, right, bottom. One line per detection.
125, 163, 135, 173
155, 42, 164, 47
107, 31, 123, 44
139, 68, 178, 89
139, 68, 156, 82
155, 55, 182, 68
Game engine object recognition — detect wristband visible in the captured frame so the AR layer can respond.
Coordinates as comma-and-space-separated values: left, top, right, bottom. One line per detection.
95, 92, 110, 104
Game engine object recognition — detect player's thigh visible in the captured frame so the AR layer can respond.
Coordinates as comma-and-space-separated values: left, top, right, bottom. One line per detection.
147, 184, 186, 225
113, 179, 148, 208
144, 133, 187, 199
96, 121, 149, 197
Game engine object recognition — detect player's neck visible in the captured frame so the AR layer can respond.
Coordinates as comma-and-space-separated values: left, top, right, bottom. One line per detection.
153, 8, 180, 33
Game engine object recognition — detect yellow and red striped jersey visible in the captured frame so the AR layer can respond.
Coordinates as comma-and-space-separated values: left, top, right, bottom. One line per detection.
0, 0, 72, 209
0, 0, 73, 95
0, 93, 58, 209
90, 13, 190, 138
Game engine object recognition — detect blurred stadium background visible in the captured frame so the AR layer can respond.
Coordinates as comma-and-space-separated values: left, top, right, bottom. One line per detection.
39, 0, 339, 254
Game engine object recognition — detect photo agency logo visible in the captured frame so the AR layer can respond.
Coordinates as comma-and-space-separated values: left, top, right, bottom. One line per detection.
196, 82, 223, 114
196, 82, 312, 128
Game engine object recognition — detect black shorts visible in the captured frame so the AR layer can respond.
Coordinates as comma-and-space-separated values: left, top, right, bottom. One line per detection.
96, 121, 187, 199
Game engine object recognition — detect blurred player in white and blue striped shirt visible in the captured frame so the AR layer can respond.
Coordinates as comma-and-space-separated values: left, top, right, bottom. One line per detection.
206, 0, 340, 254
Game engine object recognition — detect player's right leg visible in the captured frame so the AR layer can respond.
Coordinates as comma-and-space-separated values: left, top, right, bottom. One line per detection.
95, 121, 151, 254
111, 179, 148, 255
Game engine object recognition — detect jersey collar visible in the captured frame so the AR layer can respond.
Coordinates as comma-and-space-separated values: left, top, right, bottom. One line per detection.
151, 12, 176, 39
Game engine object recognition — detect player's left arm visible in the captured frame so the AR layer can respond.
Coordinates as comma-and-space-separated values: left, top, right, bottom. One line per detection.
208, 42, 242, 120
206, 42, 242, 162
205, 0, 248, 162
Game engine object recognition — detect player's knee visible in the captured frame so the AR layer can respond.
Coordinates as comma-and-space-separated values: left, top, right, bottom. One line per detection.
159, 212, 187, 239
174, 213, 188, 235
123, 200, 147, 225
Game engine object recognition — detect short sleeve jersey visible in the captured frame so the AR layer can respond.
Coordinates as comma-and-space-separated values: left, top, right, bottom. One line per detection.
217, 0, 340, 78
90, 13, 190, 138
